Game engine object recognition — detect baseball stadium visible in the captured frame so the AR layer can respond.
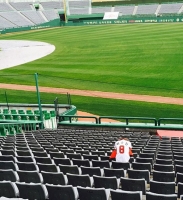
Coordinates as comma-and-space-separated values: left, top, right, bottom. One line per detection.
0, 0, 183, 199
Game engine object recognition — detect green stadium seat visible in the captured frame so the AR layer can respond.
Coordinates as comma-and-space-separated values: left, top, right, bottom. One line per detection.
0, 114, 5, 120
34, 110, 40, 115
4, 114, 12, 120
0, 127, 8, 136
20, 115, 28, 120
12, 114, 20, 120
10, 110, 17, 114
26, 110, 33, 115
3, 109, 9, 114
18, 110, 25, 114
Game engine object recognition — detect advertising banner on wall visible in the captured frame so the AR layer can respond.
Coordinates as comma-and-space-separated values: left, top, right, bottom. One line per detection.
103, 12, 119, 20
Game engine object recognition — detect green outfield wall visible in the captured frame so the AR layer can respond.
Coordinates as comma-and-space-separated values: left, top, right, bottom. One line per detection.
1, 15, 183, 34
66, 15, 183, 26
0, 19, 61, 34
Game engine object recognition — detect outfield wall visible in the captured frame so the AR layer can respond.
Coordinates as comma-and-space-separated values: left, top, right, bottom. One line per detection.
0, 19, 61, 34
1, 15, 183, 34
66, 15, 183, 26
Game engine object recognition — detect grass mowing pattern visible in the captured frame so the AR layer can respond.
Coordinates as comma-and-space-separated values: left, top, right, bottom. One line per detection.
1, 89, 183, 119
1, 24, 183, 97
1, 24, 183, 118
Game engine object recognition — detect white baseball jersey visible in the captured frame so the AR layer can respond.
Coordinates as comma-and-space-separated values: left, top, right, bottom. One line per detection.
114, 139, 132, 163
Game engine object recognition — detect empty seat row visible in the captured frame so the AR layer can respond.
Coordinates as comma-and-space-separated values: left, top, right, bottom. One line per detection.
0, 180, 182, 200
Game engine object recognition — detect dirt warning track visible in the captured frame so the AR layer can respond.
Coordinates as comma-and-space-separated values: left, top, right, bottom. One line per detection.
1, 83, 183, 105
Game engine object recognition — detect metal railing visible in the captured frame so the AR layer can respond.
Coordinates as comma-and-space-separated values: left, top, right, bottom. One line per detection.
158, 118, 183, 126
60, 115, 99, 124
0, 121, 42, 136
98, 116, 158, 126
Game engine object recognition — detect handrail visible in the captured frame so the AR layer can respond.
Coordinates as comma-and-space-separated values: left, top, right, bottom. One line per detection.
158, 118, 183, 126
99, 116, 158, 126
0, 121, 42, 135
60, 115, 99, 124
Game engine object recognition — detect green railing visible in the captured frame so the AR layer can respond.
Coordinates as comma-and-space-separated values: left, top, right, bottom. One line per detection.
158, 118, 183, 126
0, 121, 42, 136
98, 116, 158, 125
60, 105, 77, 121
60, 115, 99, 124
59, 114, 183, 130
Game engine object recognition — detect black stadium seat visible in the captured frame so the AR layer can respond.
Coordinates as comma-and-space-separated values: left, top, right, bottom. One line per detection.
112, 161, 130, 170
17, 161, 38, 171
146, 192, 177, 200
72, 158, 90, 167
77, 186, 109, 200
128, 169, 150, 183
0, 155, 15, 162
42, 171, 67, 185
37, 163, 58, 172
0, 181, 19, 198
81, 166, 102, 176
110, 189, 142, 200
120, 177, 146, 195
132, 162, 152, 173
54, 158, 71, 165
104, 167, 125, 178
59, 164, 80, 175
17, 170, 43, 183
67, 173, 93, 187
0, 161, 18, 170
156, 159, 173, 165
46, 184, 78, 200
34, 156, 53, 164
153, 171, 175, 182
0, 169, 19, 182
16, 155, 35, 163
178, 182, 183, 198
92, 160, 110, 168
93, 175, 119, 190
176, 172, 183, 184
150, 180, 175, 194
16, 182, 48, 200
154, 164, 173, 172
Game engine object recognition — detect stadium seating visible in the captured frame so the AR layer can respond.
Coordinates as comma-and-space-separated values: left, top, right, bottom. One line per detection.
136, 4, 159, 15
114, 5, 135, 15
21, 11, 46, 25
10, 2, 32, 11
0, 12, 33, 27
40, 1, 63, 10
0, 128, 182, 199
42, 10, 59, 21
159, 3, 183, 14
91, 6, 112, 14
0, 0, 183, 32
0, 3, 13, 12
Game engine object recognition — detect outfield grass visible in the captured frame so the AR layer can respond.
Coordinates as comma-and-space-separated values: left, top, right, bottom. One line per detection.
1, 89, 183, 119
1, 24, 183, 97
1, 24, 183, 118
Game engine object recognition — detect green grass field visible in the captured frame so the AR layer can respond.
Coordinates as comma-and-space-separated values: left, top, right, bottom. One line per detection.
1, 24, 183, 118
